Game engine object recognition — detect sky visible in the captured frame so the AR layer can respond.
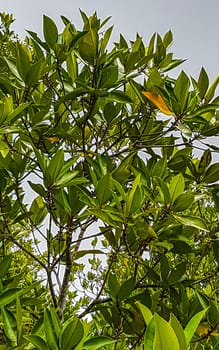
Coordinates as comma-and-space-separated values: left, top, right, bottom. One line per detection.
0, 0, 219, 81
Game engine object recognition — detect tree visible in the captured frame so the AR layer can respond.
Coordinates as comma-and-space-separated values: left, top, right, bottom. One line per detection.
0, 10, 218, 350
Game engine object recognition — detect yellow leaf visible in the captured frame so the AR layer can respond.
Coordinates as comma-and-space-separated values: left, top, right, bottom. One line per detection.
47, 136, 60, 142
197, 323, 219, 337
143, 91, 173, 115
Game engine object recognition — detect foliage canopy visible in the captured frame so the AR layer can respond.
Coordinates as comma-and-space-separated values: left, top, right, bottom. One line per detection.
0, 10, 218, 350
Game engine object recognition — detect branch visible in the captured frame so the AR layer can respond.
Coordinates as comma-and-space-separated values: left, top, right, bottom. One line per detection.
57, 217, 74, 319
79, 252, 117, 318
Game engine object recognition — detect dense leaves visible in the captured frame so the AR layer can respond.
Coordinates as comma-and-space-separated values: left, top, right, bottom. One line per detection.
0, 10, 218, 350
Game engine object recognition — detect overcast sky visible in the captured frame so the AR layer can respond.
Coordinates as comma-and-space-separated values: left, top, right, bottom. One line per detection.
0, 0, 219, 81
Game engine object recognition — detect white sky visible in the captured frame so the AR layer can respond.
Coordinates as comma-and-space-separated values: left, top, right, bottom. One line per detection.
0, 0, 219, 80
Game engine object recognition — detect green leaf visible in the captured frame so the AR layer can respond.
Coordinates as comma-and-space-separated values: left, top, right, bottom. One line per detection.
4, 57, 22, 80
83, 336, 115, 349
87, 209, 122, 227
43, 15, 58, 49
78, 28, 97, 64
0, 141, 9, 158
28, 182, 46, 197
118, 277, 135, 301
169, 173, 185, 203
48, 149, 64, 183
173, 214, 209, 231
0, 289, 21, 307
0, 96, 13, 125
44, 309, 59, 350
0, 255, 12, 278
154, 313, 180, 350
1, 308, 17, 346
160, 255, 170, 282
202, 163, 219, 183
16, 44, 31, 82
7, 102, 29, 123
136, 302, 153, 326
60, 318, 84, 350
108, 90, 133, 103
24, 335, 49, 350
100, 25, 113, 53
184, 308, 208, 345
96, 173, 112, 205
144, 316, 156, 349
152, 156, 167, 178
163, 30, 173, 48
197, 67, 209, 99
169, 314, 187, 350
55, 173, 87, 188
198, 149, 211, 174
108, 273, 120, 299
172, 193, 194, 212
174, 71, 190, 113
16, 297, 23, 345
26, 61, 43, 86
205, 74, 219, 101
157, 178, 170, 205
30, 196, 47, 225
125, 174, 142, 215
72, 249, 105, 260
99, 66, 118, 88
168, 261, 186, 284
66, 52, 78, 81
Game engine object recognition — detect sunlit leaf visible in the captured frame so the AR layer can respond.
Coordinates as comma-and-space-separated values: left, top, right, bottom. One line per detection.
184, 308, 208, 345
143, 91, 173, 115
83, 336, 115, 349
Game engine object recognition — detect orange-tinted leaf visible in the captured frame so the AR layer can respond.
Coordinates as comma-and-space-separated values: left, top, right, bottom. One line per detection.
47, 137, 60, 142
143, 91, 173, 115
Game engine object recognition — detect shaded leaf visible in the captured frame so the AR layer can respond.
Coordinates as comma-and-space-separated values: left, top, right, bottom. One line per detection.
43, 15, 58, 49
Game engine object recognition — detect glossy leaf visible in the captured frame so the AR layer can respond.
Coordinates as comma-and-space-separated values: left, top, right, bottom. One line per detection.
96, 173, 112, 205
136, 302, 153, 325
202, 163, 219, 183
169, 313, 187, 350
205, 74, 219, 101
144, 316, 156, 349
144, 314, 180, 350
43, 15, 58, 49
143, 91, 173, 115
174, 214, 209, 231
197, 67, 209, 99
198, 149, 211, 174
60, 318, 84, 350
125, 174, 142, 215
169, 173, 185, 203
1, 308, 17, 346
16, 297, 22, 345
108, 273, 120, 299
16, 44, 31, 82
184, 308, 208, 345
24, 335, 49, 350
117, 277, 135, 301
174, 71, 190, 113
78, 28, 97, 64
44, 309, 59, 350
83, 336, 115, 349
172, 193, 194, 212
